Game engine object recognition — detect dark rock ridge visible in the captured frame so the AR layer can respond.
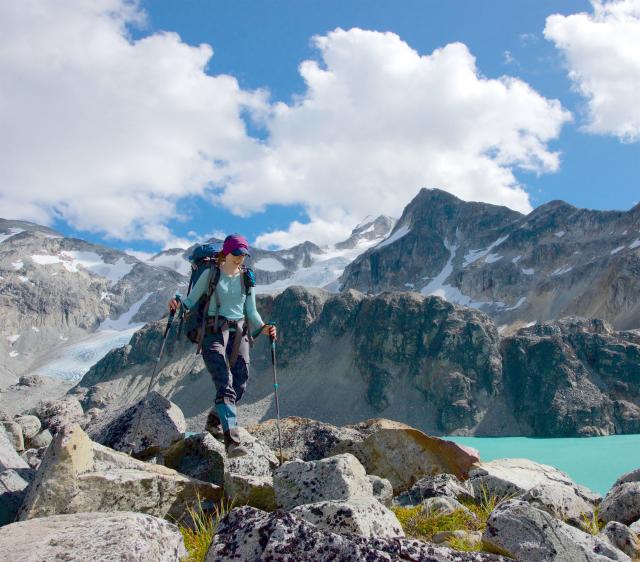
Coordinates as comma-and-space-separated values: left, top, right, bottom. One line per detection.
69, 286, 640, 437
339, 188, 640, 331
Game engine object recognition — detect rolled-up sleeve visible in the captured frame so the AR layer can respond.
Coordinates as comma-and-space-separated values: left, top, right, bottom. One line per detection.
245, 290, 264, 335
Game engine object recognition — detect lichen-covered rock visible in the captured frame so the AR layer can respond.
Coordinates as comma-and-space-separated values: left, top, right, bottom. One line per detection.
331, 418, 479, 493
224, 473, 276, 511
85, 391, 185, 457
29, 397, 84, 433
369, 474, 393, 507
468, 457, 600, 525
482, 499, 630, 561
421, 496, 474, 519
18, 424, 220, 522
0, 511, 187, 561
1, 422, 23, 453
600, 468, 640, 526
0, 426, 27, 471
163, 432, 226, 485
28, 429, 52, 450
226, 427, 279, 478
433, 530, 482, 547
274, 453, 373, 510
206, 506, 510, 562
17, 375, 45, 388
599, 521, 640, 560
13, 416, 40, 441
291, 497, 404, 538
393, 473, 474, 507
246, 417, 363, 461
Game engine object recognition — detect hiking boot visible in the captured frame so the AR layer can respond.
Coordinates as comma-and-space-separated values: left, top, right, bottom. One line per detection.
205, 409, 224, 441
225, 441, 250, 458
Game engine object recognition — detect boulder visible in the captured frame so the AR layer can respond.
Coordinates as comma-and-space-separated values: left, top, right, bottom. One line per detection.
0, 511, 187, 561
0, 426, 26, 470
330, 418, 479, 493
290, 496, 404, 538
20, 449, 42, 470
163, 432, 226, 485
226, 427, 279, 478
247, 417, 363, 461
1, 422, 23, 453
16, 375, 45, 387
85, 391, 186, 457
421, 496, 475, 519
482, 499, 630, 561
273, 453, 373, 510
393, 473, 474, 507
18, 424, 221, 522
600, 468, 640, 525
368, 474, 393, 507
206, 506, 510, 562
29, 397, 84, 433
630, 519, 640, 534
0, 468, 33, 526
28, 429, 52, 449
599, 521, 640, 560
224, 473, 276, 511
468, 457, 599, 525
13, 416, 40, 441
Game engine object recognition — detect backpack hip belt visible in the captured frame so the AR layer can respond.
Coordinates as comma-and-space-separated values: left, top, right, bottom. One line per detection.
205, 316, 249, 369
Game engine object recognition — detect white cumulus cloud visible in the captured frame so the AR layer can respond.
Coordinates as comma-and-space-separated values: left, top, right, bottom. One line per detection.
545, 0, 640, 142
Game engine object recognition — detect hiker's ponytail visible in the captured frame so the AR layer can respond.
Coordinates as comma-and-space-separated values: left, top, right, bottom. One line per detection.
215, 251, 226, 268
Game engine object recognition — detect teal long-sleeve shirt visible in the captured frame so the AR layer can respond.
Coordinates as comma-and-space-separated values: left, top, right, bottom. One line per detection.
182, 268, 264, 334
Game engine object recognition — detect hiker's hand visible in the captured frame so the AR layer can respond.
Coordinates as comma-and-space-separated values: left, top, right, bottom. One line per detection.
168, 299, 180, 314
262, 324, 277, 340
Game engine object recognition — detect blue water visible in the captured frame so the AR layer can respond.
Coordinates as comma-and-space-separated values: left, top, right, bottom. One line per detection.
444, 435, 640, 496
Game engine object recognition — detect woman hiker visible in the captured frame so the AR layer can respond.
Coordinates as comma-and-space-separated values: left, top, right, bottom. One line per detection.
168, 234, 276, 458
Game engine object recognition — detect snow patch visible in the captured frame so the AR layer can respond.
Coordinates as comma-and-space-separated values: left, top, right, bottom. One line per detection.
99, 293, 153, 331
485, 254, 503, 264
521, 268, 535, 275
552, 265, 573, 276
375, 223, 411, 249
512, 255, 521, 264
0, 228, 25, 243
33, 251, 135, 284
18, 275, 31, 283
554, 230, 566, 238
463, 235, 509, 267
12, 260, 24, 270
504, 297, 527, 311
630, 239, 640, 249
148, 252, 191, 276
6, 334, 20, 344
254, 257, 286, 272
9, 351, 19, 358
610, 246, 625, 255
32, 255, 62, 265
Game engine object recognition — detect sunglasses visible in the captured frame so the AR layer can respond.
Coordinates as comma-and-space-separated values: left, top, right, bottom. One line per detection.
230, 248, 248, 256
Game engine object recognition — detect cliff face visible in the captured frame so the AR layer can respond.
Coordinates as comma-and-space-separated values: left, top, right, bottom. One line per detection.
339, 189, 640, 331
69, 287, 640, 438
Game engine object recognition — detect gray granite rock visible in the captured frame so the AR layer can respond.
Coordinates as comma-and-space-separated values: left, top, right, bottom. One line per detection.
162, 432, 226, 485
421, 496, 475, 519
274, 453, 373, 510
482, 499, 630, 561
223, 473, 276, 511
393, 473, 474, 507
1, 422, 23, 453
0, 468, 33, 526
29, 397, 84, 433
13, 416, 40, 441
28, 429, 52, 449
0, 426, 27, 471
600, 481, 640, 526
226, 427, 279, 478
369, 474, 393, 507
0, 511, 187, 561
206, 506, 510, 561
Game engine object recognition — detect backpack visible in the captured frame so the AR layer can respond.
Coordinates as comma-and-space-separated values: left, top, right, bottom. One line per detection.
179, 244, 256, 350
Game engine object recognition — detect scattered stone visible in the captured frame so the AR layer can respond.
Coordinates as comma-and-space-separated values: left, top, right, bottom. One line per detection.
28, 429, 52, 449
273, 453, 373, 510
17, 375, 45, 387
13, 415, 41, 441
0, 511, 187, 561
291, 496, 405, 538
0, 468, 33, 526
482, 499, 630, 561
29, 397, 84, 433
1, 422, 23, 453
368, 474, 393, 507
600, 469, 640, 525
0, 426, 27, 471
224, 473, 276, 511
330, 418, 479, 493
599, 521, 640, 560
393, 473, 474, 507
85, 391, 186, 457
421, 496, 475, 519
20, 449, 42, 470
163, 432, 226, 485
247, 417, 363, 461
18, 424, 221, 522
206, 506, 509, 561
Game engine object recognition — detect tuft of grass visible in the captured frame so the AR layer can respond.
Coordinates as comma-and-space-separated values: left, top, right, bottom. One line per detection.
446, 534, 483, 552
179, 498, 233, 562
580, 506, 605, 536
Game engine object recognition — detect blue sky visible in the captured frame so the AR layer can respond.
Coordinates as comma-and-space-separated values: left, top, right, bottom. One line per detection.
1, 0, 638, 255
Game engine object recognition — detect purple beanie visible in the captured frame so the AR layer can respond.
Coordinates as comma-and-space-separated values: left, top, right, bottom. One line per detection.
223, 234, 250, 256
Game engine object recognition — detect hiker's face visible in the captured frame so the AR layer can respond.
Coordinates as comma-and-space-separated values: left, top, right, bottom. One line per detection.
228, 253, 245, 266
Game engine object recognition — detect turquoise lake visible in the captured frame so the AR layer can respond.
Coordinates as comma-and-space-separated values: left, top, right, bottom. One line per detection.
444, 434, 640, 496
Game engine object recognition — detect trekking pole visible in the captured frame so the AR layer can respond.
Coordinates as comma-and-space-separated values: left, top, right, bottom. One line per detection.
269, 323, 284, 465
127, 293, 181, 456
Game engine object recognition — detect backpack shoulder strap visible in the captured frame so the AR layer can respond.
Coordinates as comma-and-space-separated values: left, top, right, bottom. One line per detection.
196, 265, 221, 354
